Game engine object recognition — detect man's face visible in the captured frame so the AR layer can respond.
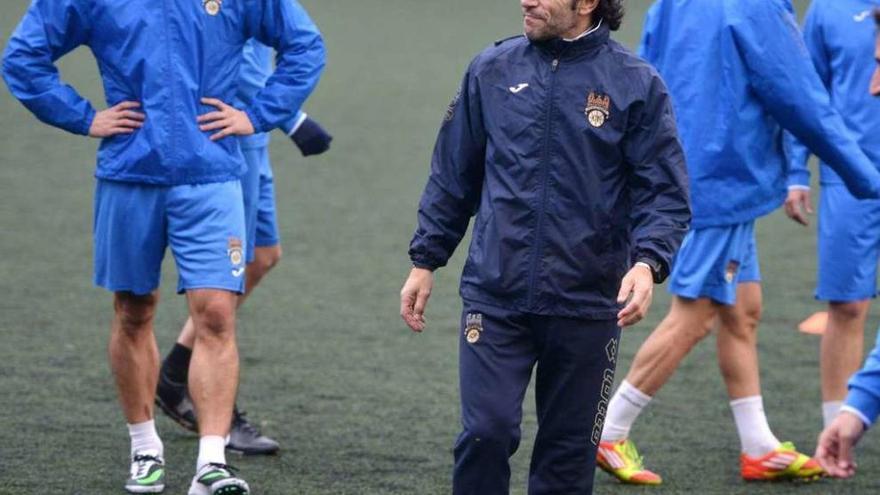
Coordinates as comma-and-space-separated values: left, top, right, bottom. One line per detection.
521, 0, 592, 42
871, 34, 880, 96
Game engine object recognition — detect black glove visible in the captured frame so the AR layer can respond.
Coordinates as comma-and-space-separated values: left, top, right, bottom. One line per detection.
290, 116, 332, 156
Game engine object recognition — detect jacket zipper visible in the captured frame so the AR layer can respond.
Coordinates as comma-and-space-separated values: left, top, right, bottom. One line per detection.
526, 57, 560, 308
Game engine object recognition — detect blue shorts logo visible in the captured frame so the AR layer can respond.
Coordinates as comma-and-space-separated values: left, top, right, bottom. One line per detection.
228, 237, 244, 277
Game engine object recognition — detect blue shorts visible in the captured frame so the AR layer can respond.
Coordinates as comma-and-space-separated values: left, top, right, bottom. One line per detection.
93, 179, 246, 295
668, 221, 761, 306
241, 147, 280, 263
816, 184, 880, 302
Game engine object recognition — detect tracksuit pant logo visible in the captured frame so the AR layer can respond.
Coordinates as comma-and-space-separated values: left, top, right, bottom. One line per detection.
592, 337, 619, 445
465, 313, 483, 344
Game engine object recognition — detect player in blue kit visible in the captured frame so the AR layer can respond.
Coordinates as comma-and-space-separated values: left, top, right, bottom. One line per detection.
597, 0, 880, 485
783, 0, 880, 432
2, 0, 324, 493
814, 8, 880, 478
154, 38, 332, 456
156, 40, 332, 454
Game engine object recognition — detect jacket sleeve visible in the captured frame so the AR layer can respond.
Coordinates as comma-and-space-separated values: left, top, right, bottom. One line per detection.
783, 2, 831, 189
244, 0, 325, 133
730, 0, 880, 199
845, 331, 880, 427
408, 61, 487, 271
637, 3, 660, 60
1, 0, 95, 135
623, 72, 691, 283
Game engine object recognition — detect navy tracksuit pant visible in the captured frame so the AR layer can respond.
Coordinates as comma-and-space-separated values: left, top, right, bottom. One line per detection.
453, 300, 621, 495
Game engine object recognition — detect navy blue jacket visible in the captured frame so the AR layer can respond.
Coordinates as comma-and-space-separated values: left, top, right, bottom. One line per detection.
409, 24, 690, 319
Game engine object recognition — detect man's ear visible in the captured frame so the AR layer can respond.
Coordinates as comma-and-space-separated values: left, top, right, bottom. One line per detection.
576, 0, 600, 16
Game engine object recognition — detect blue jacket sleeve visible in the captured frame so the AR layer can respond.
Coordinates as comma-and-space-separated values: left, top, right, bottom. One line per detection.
730, 0, 880, 199
637, 3, 660, 60
783, 2, 831, 188
2, 0, 95, 135
623, 72, 691, 281
408, 61, 487, 270
244, 0, 325, 133
845, 330, 880, 427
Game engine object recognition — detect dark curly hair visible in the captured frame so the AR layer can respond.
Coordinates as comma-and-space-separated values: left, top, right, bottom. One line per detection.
875, 8, 880, 27
595, 0, 625, 31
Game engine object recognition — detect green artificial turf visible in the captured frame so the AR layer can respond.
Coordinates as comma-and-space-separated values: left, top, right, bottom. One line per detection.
1, 0, 877, 493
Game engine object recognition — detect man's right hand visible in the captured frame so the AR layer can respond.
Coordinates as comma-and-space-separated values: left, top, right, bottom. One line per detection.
784, 188, 813, 226
88, 101, 145, 137
815, 410, 866, 478
400, 267, 434, 332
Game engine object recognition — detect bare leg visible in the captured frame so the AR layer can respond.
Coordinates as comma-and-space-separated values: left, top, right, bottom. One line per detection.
821, 301, 869, 401
176, 245, 282, 349
624, 296, 719, 396
187, 289, 239, 436
109, 291, 160, 423
716, 282, 762, 399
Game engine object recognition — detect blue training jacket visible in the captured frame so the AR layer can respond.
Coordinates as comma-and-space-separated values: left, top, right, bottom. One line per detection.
2, 0, 324, 185
785, 0, 880, 188
237, 39, 305, 151
640, 0, 880, 228
847, 330, 880, 427
409, 24, 691, 319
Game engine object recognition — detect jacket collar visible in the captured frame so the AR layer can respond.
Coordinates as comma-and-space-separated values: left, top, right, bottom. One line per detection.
530, 20, 610, 58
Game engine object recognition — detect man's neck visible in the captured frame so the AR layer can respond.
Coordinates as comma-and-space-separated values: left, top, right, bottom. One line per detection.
562, 18, 600, 42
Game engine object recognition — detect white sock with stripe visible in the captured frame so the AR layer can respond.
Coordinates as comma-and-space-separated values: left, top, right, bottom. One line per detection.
822, 400, 843, 428
601, 380, 652, 442
730, 396, 781, 457
128, 419, 163, 457
197, 435, 227, 471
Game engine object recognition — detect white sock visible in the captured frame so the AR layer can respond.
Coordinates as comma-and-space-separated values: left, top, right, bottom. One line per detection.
730, 396, 781, 457
197, 435, 227, 470
601, 380, 652, 442
822, 400, 843, 428
128, 419, 163, 457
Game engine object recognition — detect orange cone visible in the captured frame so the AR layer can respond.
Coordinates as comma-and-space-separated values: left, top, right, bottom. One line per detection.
798, 311, 828, 335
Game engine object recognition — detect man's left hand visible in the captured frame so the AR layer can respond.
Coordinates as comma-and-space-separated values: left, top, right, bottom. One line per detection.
197, 97, 255, 141
617, 264, 654, 327
815, 411, 865, 478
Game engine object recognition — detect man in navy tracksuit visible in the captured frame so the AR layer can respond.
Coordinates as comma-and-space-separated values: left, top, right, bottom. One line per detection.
399, 0, 690, 493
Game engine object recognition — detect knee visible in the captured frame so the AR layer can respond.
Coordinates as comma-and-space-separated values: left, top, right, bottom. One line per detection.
463, 413, 522, 450
253, 246, 282, 274
672, 314, 715, 344
191, 298, 235, 340
113, 292, 158, 336
830, 301, 869, 323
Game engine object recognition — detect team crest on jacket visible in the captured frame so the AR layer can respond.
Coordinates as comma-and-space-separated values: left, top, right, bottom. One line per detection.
585, 91, 611, 128
203, 0, 222, 16
465, 313, 483, 344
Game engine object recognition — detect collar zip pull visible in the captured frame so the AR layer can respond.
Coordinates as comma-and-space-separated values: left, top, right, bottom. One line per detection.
551, 59, 559, 72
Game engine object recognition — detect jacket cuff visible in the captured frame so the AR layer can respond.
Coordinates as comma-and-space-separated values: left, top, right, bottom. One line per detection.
635, 252, 668, 284
786, 170, 810, 188
411, 259, 438, 271
840, 405, 872, 430
844, 387, 880, 428
244, 108, 268, 134
79, 106, 97, 136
